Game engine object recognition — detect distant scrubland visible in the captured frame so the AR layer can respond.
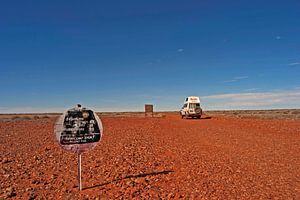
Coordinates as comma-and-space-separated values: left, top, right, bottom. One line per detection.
0, 109, 299, 121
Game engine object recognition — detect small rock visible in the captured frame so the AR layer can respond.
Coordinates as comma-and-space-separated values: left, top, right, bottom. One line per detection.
126, 180, 132, 185
31, 179, 40, 184
5, 187, 16, 198
29, 192, 37, 200
4, 174, 10, 178
45, 147, 50, 151
2, 158, 12, 164
167, 193, 175, 198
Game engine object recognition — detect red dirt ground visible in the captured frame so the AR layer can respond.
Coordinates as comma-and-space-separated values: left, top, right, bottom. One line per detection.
1, 114, 299, 199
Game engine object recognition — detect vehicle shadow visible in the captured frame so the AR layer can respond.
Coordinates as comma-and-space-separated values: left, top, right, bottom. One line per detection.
185, 116, 212, 120
84, 170, 174, 190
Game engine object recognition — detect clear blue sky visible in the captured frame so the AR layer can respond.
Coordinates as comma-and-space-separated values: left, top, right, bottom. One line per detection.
1, 0, 300, 113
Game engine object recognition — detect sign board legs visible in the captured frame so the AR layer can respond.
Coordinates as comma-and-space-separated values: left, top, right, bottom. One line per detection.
78, 153, 82, 191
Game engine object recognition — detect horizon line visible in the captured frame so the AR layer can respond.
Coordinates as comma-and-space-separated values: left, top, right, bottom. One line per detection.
1, 108, 300, 115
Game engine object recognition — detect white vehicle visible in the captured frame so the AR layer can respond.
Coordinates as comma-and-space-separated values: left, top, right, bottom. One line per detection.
180, 96, 203, 119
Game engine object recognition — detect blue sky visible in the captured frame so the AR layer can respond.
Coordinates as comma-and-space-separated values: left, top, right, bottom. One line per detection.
1, 0, 300, 113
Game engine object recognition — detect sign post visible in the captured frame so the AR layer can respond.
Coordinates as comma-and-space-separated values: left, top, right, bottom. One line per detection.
54, 104, 103, 191
78, 153, 82, 191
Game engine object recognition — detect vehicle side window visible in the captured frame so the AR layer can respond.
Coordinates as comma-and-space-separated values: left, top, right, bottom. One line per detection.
189, 103, 200, 108
183, 103, 187, 108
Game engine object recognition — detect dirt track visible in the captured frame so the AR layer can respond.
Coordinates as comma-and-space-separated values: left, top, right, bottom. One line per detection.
1, 114, 300, 199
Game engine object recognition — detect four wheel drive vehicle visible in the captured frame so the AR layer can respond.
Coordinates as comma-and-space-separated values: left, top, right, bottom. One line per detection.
180, 96, 203, 119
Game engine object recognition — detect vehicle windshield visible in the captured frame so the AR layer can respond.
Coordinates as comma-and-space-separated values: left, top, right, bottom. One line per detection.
189, 103, 200, 109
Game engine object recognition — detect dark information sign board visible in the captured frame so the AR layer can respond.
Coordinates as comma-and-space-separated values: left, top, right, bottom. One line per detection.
55, 105, 103, 153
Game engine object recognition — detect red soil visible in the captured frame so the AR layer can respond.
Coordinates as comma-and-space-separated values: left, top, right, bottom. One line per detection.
0, 114, 299, 199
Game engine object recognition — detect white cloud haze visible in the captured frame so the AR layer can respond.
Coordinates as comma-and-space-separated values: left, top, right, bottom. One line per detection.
275, 36, 282, 40
224, 76, 248, 83
288, 62, 300, 66
202, 89, 300, 110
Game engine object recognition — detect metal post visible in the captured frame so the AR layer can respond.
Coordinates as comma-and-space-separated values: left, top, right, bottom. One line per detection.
78, 153, 82, 191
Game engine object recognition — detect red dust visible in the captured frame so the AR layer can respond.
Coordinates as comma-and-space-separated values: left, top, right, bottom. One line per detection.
0, 114, 299, 199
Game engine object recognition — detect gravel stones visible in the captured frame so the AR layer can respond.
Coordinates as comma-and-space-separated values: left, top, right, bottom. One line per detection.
0, 114, 299, 199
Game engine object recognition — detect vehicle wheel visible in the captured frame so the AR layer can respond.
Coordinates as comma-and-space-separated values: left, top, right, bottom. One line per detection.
185, 114, 188, 119
181, 115, 184, 119
197, 116, 201, 119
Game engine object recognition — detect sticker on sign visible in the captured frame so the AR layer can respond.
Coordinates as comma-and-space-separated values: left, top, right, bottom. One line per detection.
54, 104, 103, 154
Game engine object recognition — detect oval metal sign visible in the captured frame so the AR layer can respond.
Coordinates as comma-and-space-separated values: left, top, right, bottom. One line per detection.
55, 104, 103, 153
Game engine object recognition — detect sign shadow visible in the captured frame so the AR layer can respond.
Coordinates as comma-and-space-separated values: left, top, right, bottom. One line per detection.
84, 170, 174, 191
